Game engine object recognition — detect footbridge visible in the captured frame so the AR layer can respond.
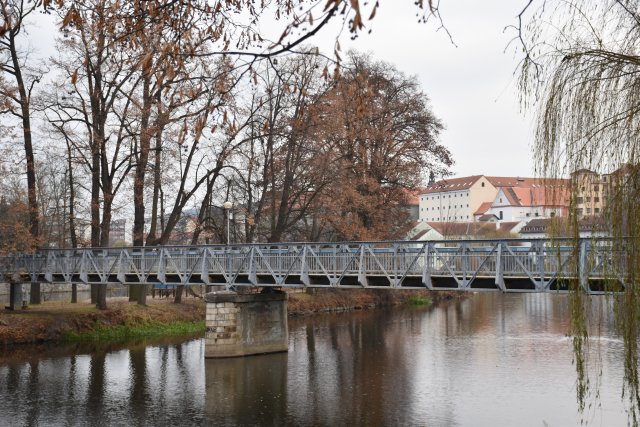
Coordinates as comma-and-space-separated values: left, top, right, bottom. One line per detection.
0, 238, 627, 294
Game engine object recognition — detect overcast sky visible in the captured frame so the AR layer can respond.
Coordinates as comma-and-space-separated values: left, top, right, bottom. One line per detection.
27, 1, 533, 179
318, 1, 535, 179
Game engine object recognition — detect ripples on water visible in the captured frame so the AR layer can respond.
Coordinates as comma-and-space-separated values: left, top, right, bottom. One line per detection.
0, 293, 629, 426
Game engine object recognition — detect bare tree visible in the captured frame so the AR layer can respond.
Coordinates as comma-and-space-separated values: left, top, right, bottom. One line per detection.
0, 0, 46, 303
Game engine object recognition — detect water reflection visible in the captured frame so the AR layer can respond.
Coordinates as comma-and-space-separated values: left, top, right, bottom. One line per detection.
205, 353, 288, 425
0, 293, 629, 426
0, 339, 205, 426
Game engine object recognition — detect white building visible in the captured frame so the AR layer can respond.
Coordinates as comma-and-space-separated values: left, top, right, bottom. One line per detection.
487, 186, 569, 222
419, 175, 570, 223
419, 175, 500, 222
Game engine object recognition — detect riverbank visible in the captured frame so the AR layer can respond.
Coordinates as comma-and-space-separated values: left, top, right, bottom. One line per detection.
0, 289, 464, 347
287, 289, 461, 315
0, 298, 205, 346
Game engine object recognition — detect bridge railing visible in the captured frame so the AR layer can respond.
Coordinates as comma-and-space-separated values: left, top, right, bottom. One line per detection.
0, 237, 629, 293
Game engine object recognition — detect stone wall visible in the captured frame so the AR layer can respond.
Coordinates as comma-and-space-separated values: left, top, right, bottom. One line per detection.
205, 291, 288, 358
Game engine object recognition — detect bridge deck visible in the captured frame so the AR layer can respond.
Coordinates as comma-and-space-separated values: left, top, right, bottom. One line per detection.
0, 238, 629, 294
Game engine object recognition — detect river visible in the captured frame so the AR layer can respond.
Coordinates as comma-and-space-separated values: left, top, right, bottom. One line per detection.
0, 293, 629, 426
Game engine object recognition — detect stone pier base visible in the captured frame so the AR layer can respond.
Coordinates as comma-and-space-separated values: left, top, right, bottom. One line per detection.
7, 283, 23, 310
204, 290, 288, 358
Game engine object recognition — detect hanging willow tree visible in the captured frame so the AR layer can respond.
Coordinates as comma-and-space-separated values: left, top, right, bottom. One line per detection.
519, 0, 640, 423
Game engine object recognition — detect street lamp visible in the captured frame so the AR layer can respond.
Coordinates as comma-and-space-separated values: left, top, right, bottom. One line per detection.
223, 201, 233, 245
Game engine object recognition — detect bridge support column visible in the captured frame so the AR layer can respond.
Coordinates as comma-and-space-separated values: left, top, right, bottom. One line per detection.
6, 274, 24, 311
204, 290, 288, 358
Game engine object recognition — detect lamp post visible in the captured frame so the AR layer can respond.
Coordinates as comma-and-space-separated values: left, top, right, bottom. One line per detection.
223, 201, 233, 245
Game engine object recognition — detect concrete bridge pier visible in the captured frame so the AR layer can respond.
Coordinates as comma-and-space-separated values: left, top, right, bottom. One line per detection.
204, 290, 288, 358
6, 273, 25, 311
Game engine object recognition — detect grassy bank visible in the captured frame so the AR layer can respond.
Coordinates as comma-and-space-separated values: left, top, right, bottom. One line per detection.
0, 298, 205, 346
63, 320, 205, 343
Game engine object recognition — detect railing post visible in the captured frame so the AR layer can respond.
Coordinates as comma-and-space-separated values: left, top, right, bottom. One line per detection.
358, 245, 368, 287
579, 239, 589, 293
495, 241, 505, 291
300, 245, 310, 287
225, 246, 233, 290
537, 241, 546, 291
462, 242, 468, 288
422, 243, 433, 290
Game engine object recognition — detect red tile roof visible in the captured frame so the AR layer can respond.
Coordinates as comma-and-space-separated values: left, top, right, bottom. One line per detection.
478, 214, 499, 221
422, 175, 570, 195
410, 229, 430, 241
421, 175, 484, 194
498, 221, 521, 233
520, 217, 606, 234
426, 221, 500, 236
474, 202, 492, 215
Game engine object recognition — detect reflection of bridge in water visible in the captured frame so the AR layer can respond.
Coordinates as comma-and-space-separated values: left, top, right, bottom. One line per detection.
0, 238, 627, 294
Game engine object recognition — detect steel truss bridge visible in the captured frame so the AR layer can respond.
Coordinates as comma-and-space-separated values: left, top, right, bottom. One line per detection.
0, 238, 629, 294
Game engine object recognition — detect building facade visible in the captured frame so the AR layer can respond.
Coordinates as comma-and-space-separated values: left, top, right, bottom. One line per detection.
419, 175, 570, 223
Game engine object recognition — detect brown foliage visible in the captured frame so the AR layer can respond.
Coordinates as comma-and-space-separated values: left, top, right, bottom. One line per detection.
0, 196, 36, 254
316, 52, 452, 240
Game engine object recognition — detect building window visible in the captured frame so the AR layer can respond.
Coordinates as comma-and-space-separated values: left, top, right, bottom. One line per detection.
586, 208, 591, 214
535, 212, 539, 217
586, 197, 591, 202
481, 182, 485, 187
576, 208, 584, 216
499, 198, 503, 203
499, 211, 503, 220
595, 208, 600, 213
526, 213, 530, 217
550, 212, 556, 217
594, 197, 599, 202
576, 197, 584, 204
594, 185, 599, 191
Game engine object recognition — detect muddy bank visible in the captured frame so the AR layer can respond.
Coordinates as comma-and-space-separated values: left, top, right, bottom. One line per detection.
287, 289, 463, 316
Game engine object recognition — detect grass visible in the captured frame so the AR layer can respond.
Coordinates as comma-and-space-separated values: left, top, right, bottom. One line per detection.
406, 295, 432, 306
62, 320, 206, 343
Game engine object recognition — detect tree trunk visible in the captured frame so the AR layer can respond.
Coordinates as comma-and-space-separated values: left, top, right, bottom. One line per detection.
146, 127, 163, 246
90, 136, 100, 304
96, 283, 107, 310
174, 285, 184, 304
133, 76, 152, 247
66, 141, 78, 248
9, 28, 40, 304
137, 284, 148, 306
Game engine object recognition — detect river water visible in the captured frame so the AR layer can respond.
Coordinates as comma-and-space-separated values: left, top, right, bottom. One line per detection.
0, 293, 629, 426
